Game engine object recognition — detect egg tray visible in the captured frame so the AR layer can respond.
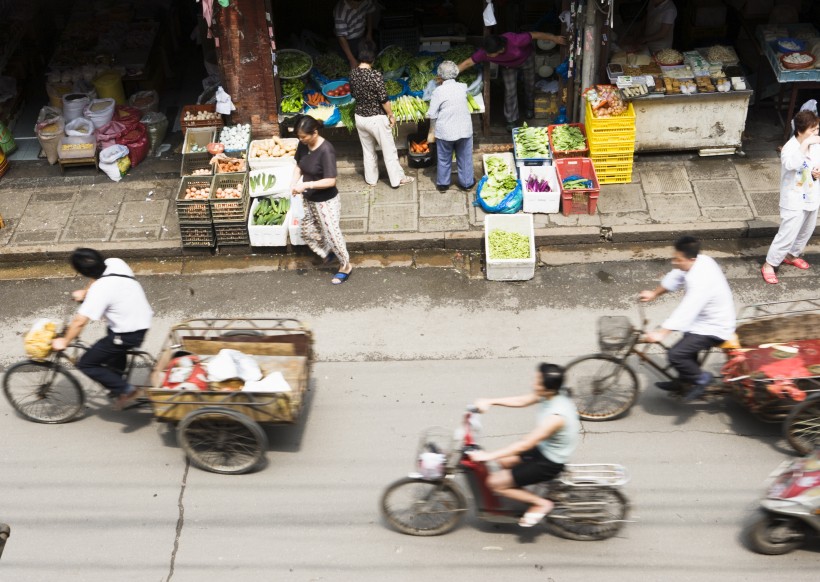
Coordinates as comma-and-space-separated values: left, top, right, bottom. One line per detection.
176, 177, 213, 222
210, 173, 250, 223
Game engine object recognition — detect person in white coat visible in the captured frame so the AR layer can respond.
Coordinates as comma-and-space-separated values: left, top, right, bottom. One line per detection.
762, 110, 820, 284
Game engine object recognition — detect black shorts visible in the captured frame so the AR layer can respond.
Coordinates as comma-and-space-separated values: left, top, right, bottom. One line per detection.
511, 447, 565, 488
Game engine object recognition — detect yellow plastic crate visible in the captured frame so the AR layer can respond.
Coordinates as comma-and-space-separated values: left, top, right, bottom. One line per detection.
586, 102, 636, 137
593, 160, 633, 173
589, 139, 636, 156
591, 152, 634, 165
598, 171, 633, 184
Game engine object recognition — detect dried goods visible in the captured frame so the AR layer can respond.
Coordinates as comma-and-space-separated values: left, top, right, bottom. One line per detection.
61, 143, 93, 151
654, 48, 684, 66
706, 45, 737, 63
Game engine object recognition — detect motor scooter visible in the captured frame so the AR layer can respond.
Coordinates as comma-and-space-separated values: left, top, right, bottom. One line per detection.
380, 406, 630, 540
743, 448, 820, 554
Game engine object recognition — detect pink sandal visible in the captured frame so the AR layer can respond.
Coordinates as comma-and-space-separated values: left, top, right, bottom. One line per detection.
761, 266, 779, 285
783, 256, 810, 270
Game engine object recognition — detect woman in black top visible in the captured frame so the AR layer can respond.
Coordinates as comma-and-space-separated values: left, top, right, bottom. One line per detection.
349, 40, 414, 188
290, 116, 352, 284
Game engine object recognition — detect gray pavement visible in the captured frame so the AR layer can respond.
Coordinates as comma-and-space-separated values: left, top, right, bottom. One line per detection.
0, 147, 804, 261
1, 249, 819, 581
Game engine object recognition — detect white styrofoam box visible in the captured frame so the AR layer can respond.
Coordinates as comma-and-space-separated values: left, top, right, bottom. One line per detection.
288, 194, 306, 245
247, 138, 299, 170
248, 197, 288, 247
482, 152, 516, 177
520, 165, 560, 214
248, 166, 293, 197
484, 214, 536, 281
183, 127, 217, 153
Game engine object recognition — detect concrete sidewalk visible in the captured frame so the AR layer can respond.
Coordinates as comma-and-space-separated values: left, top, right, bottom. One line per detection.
0, 149, 794, 262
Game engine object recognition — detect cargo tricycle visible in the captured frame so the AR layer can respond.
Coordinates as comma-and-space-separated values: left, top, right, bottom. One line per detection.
563, 299, 820, 455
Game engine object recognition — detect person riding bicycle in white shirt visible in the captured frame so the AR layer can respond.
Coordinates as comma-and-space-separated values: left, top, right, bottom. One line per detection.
51, 248, 153, 410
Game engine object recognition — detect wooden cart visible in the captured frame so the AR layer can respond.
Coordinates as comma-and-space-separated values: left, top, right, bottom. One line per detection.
147, 318, 313, 474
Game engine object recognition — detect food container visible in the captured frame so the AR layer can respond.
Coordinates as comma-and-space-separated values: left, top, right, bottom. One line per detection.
176, 177, 213, 222
248, 138, 299, 170
322, 80, 353, 106
780, 52, 816, 70
554, 157, 600, 216
512, 126, 552, 167
520, 165, 560, 214
57, 135, 96, 160
180, 128, 217, 177
484, 214, 536, 282
277, 48, 313, 80
249, 166, 292, 197
776, 38, 806, 54
180, 104, 223, 132
547, 123, 588, 159
482, 152, 515, 176
407, 132, 435, 168
210, 173, 249, 222
248, 197, 288, 247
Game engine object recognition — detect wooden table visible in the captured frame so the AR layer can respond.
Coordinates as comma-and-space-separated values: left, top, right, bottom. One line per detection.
58, 156, 98, 175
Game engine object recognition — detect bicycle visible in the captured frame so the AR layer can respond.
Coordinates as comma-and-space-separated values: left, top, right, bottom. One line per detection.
563, 304, 728, 421
2, 339, 156, 424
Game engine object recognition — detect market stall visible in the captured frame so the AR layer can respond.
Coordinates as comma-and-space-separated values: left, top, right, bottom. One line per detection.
606, 46, 753, 155
753, 23, 820, 142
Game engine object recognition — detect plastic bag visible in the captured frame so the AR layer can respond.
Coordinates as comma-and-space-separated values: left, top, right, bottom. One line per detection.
205, 349, 263, 383
140, 112, 168, 157
84, 98, 116, 129
24, 319, 59, 360
160, 355, 209, 391
483, 0, 497, 27
127, 90, 159, 114
35, 106, 65, 164
113, 105, 143, 129
117, 123, 148, 167
99, 144, 130, 181
64, 117, 95, 137
474, 175, 523, 214
96, 120, 127, 151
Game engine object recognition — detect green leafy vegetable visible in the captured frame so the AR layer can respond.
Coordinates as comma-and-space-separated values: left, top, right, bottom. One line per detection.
409, 71, 434, 92
551, 125, 586, 152
278, 51, 311, 78
315, 53, 349, 79
481, 156, 518, 206
338, 101, 356, 133
385, 79, 404, 97
442, 45, 476, 65
375, 46, 412, 72
513, 123, 549, 159
488, 229, 531, 260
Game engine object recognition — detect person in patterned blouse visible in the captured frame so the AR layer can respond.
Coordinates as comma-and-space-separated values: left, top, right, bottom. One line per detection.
426, 60, 475, 192
349, 40, 414, 189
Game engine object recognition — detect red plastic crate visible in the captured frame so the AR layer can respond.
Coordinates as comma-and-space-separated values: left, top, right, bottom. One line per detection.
555, 157, 600, 216
548, 123, 589, 159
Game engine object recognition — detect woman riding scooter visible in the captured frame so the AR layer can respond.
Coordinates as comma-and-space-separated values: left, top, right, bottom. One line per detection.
469, 363, 581, 527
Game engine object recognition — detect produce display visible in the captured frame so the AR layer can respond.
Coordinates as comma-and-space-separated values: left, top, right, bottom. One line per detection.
184, 110, 220, 122
409, 140, 429, 154
212, 156, 246, 173
466, 93, 481, 113
585, 86, 628, 118
385, 79, 404, 97
306, 92, 330, 107
315, 53, 348, 80
408, 55, 436, 91
392, 95, 429, 123
409, 70, 434, 92
442, 45, 475, 65
253, 197, 290, 226
306, 105, 338, 123
513, 124, 550, 159
481, 156, 519, 206
184, 186, 211, 200
214, 185, 242, 199
338, 102, 356, 132
524, 174, 553, 192
488, 229, 531, 260
281, 79, 306, 114
550, 125, 586, 152
190, 168, 212, 176
249, 172, 278, 195
561, 175, 594, 190
250, 137, 297, 159
654, 48, 684, 65
375, 46, 412, 72
278, 50, 312, 78
219, 124, 251, 151
326, 82, 350, 97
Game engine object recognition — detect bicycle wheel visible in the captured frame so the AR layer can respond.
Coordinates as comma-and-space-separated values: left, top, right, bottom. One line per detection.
784, 394, 820, 455
381, 477, 467, 536
178, 408, 268, 474
564, 354, 639, 421
545, 487, 629, 541
3, 360, 85, 423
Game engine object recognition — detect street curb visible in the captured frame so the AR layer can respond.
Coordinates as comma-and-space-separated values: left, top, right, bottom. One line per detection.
0, 218, 789, 264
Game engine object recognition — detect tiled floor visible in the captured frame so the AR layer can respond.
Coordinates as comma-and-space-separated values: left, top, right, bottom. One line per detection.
7, 138, 41, 162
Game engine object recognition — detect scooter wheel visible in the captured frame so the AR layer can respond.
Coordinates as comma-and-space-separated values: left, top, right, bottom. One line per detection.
380, 477, 466, 536
743, 509, 805, 555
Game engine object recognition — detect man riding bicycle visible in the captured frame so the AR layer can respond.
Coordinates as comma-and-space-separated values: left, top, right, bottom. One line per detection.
468, 363, 580, 527
51, 248, 153, 410
639, 236, 736, 402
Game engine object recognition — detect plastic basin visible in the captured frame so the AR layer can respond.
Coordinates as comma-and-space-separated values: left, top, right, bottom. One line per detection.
322, 80, 352, 105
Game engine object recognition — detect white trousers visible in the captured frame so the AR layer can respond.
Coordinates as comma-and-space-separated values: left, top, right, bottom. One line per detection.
766, 206, 819, 266
354, 113, 406, 187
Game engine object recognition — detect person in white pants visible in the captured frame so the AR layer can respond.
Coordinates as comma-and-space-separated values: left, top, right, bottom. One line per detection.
762, 110, 820, 285
348, 40, 414, 188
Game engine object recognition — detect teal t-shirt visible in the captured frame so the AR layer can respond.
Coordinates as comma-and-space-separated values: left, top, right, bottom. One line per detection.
535, 393, 580, 464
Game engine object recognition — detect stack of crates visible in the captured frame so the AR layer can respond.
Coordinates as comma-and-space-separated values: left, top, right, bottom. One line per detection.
176, 176, 215, 248
585, 101, 636, 184
180, 128, 216, 178
211, 173, 251, 246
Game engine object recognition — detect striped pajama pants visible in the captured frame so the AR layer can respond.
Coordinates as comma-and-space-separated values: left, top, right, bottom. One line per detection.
301, 195, 350, 266
500, 53, 536, 123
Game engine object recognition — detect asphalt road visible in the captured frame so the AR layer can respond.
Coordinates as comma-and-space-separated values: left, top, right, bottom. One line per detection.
1, 245, 819, 581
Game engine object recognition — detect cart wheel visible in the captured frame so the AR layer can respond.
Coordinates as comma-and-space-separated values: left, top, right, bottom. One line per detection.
784, 394, 820, 455
563, 355, 639, 421
2, 360, 85, 424
178, 408, 268, 474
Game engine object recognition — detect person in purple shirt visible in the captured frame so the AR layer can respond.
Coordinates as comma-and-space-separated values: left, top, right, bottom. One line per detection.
457, 31, 565, 130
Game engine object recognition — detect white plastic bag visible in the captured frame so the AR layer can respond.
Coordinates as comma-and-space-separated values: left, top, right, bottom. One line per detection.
99, 144, 130, 182
215, 86, 236, 115
242, 371, 292, 393
205, 349, 262, 383
483, 1, 497, 27
65, 117, 95, 137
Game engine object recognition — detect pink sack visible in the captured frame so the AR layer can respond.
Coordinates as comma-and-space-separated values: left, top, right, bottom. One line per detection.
113, 105, 143, 130
117, 123, 149, 167
96, 120, 127, 151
